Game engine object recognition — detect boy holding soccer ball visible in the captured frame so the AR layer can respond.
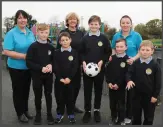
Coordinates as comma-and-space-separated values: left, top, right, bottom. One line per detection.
80, 15, 112, 123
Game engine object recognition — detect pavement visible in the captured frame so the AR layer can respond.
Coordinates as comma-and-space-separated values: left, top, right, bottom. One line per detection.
1, 59, 162, 125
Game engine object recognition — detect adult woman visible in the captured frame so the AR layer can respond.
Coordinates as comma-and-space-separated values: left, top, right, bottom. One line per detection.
56, 12, 84, 113
111, 15, 143, 124
3, 10, 35, 123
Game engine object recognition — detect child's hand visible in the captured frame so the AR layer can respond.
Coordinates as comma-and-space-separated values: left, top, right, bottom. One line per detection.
83, 61, 87, 72
60, 79, 65, 84
151, 97, 157, 103
113, 84, 119, 90
98, 60, 103, 71
108, 83, 113, 89
127, 57, 135, 65
126, 81, 135, 90
109, 56, 112, 61
64, 78, 71, 85
42, 67, 49, 73
46, 64, 52, 73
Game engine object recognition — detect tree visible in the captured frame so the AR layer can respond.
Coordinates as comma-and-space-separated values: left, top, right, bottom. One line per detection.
105, 27, 117, 41
27, 14, 37, 29
80, 27, 87, 34
3, 16, 15, 32
3, 13, 37, 32
146, 19, 162, 39
134, 23, 148, 40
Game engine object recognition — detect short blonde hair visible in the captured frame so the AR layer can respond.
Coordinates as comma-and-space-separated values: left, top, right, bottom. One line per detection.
139, 40, 154, 50
37, 23, 50, 31
65, 12, 80, 27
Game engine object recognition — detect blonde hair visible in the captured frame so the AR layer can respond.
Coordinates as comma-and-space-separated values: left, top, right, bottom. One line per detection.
37, 23, 50, 31
65, 12, 80, 27
139, 40, 154, 50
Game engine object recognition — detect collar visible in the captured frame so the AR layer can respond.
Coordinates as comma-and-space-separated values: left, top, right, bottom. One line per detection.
37, 38, 47, 44
89, 30, 100, 36
116, 53, 126, 58
15, 25, 31, 34
140, 56, 153, 64
61, 46, 72, 52
120, 29, 133, 38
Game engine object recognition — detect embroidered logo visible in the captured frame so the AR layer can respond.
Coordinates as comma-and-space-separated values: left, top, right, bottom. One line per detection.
120, 62, 126, 68
146, 68, 152, 75
48, 50, 51, 55
68, 56, 73, 61
98, 41, 103, 47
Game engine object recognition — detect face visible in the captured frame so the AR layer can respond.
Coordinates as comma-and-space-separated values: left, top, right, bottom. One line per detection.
17, 14, 28, 28
139, 46, 154, 59
120, 18, 132, 32
68, 17, 78, 28
115, 41, 127, 54
89, 21, 100, 33
60, 36, 71, 48
37, 29, 50, 41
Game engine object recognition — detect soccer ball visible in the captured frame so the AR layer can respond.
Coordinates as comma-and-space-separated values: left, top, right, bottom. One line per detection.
85, 62, 100, 77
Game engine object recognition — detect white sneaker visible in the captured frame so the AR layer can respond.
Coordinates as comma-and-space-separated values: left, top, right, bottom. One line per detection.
124, 118, 131, 124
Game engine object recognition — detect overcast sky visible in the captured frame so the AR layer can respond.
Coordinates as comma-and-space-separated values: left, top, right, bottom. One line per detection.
2, 1, 162, 30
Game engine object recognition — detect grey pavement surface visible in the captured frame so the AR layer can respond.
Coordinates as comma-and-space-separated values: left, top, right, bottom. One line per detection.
1, 59, 162, 125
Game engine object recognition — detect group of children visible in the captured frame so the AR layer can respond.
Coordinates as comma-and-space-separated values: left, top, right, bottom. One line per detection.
26, 15, 161, 125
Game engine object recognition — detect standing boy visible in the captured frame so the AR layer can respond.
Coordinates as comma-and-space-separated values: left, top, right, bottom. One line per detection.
26, 23, 54, 125
53, 32, 78, 124
126, 40, 161, 125
105, 38, 129, 125
81, 15, 112, 123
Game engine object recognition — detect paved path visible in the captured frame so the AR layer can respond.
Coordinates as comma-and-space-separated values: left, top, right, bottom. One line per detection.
1, 60, 162, 125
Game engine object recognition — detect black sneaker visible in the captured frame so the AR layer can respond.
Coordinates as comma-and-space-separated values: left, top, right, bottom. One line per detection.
82, 111, 91, 123
68, 114, 76, 123
47, 114, 54, 125
94, 111, 101, 122
34, 113, 41, 125
54, 114, 64, 123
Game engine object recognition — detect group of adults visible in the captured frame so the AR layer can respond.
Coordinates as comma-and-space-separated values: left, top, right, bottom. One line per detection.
3, 9, 142, 122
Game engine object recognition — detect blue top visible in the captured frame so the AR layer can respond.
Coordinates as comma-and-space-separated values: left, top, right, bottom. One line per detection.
3, 26, 35, 70
111, 30, 142, 57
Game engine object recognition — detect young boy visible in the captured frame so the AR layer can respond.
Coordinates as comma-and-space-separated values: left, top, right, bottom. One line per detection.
53, 32, 78, 124
105, 38, 129, 125
126, 40, 161, 125
80, 15, 112, 123
26, 23, 55, 125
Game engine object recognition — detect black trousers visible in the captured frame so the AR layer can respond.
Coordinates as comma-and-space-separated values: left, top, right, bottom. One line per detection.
109, 89, 125, 122
54, 67, 81, 112
125, 88, 133, 119
132, 89, 156, 125
83, 70, 104, 111
72, 66, 81, 106
32, 73, 53, 114
8, 67, 31, 117
54, 78, 74, 115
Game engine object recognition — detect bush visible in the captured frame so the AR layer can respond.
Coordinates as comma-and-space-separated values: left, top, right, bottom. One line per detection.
150, 39, 162, 48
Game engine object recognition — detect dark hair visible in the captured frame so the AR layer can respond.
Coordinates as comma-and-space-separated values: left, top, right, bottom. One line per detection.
120, 15, 132, 24
88, 15, 101, 24
116, 38, 127, 46
14, 10, 29, 25
59, 32, 71, 41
